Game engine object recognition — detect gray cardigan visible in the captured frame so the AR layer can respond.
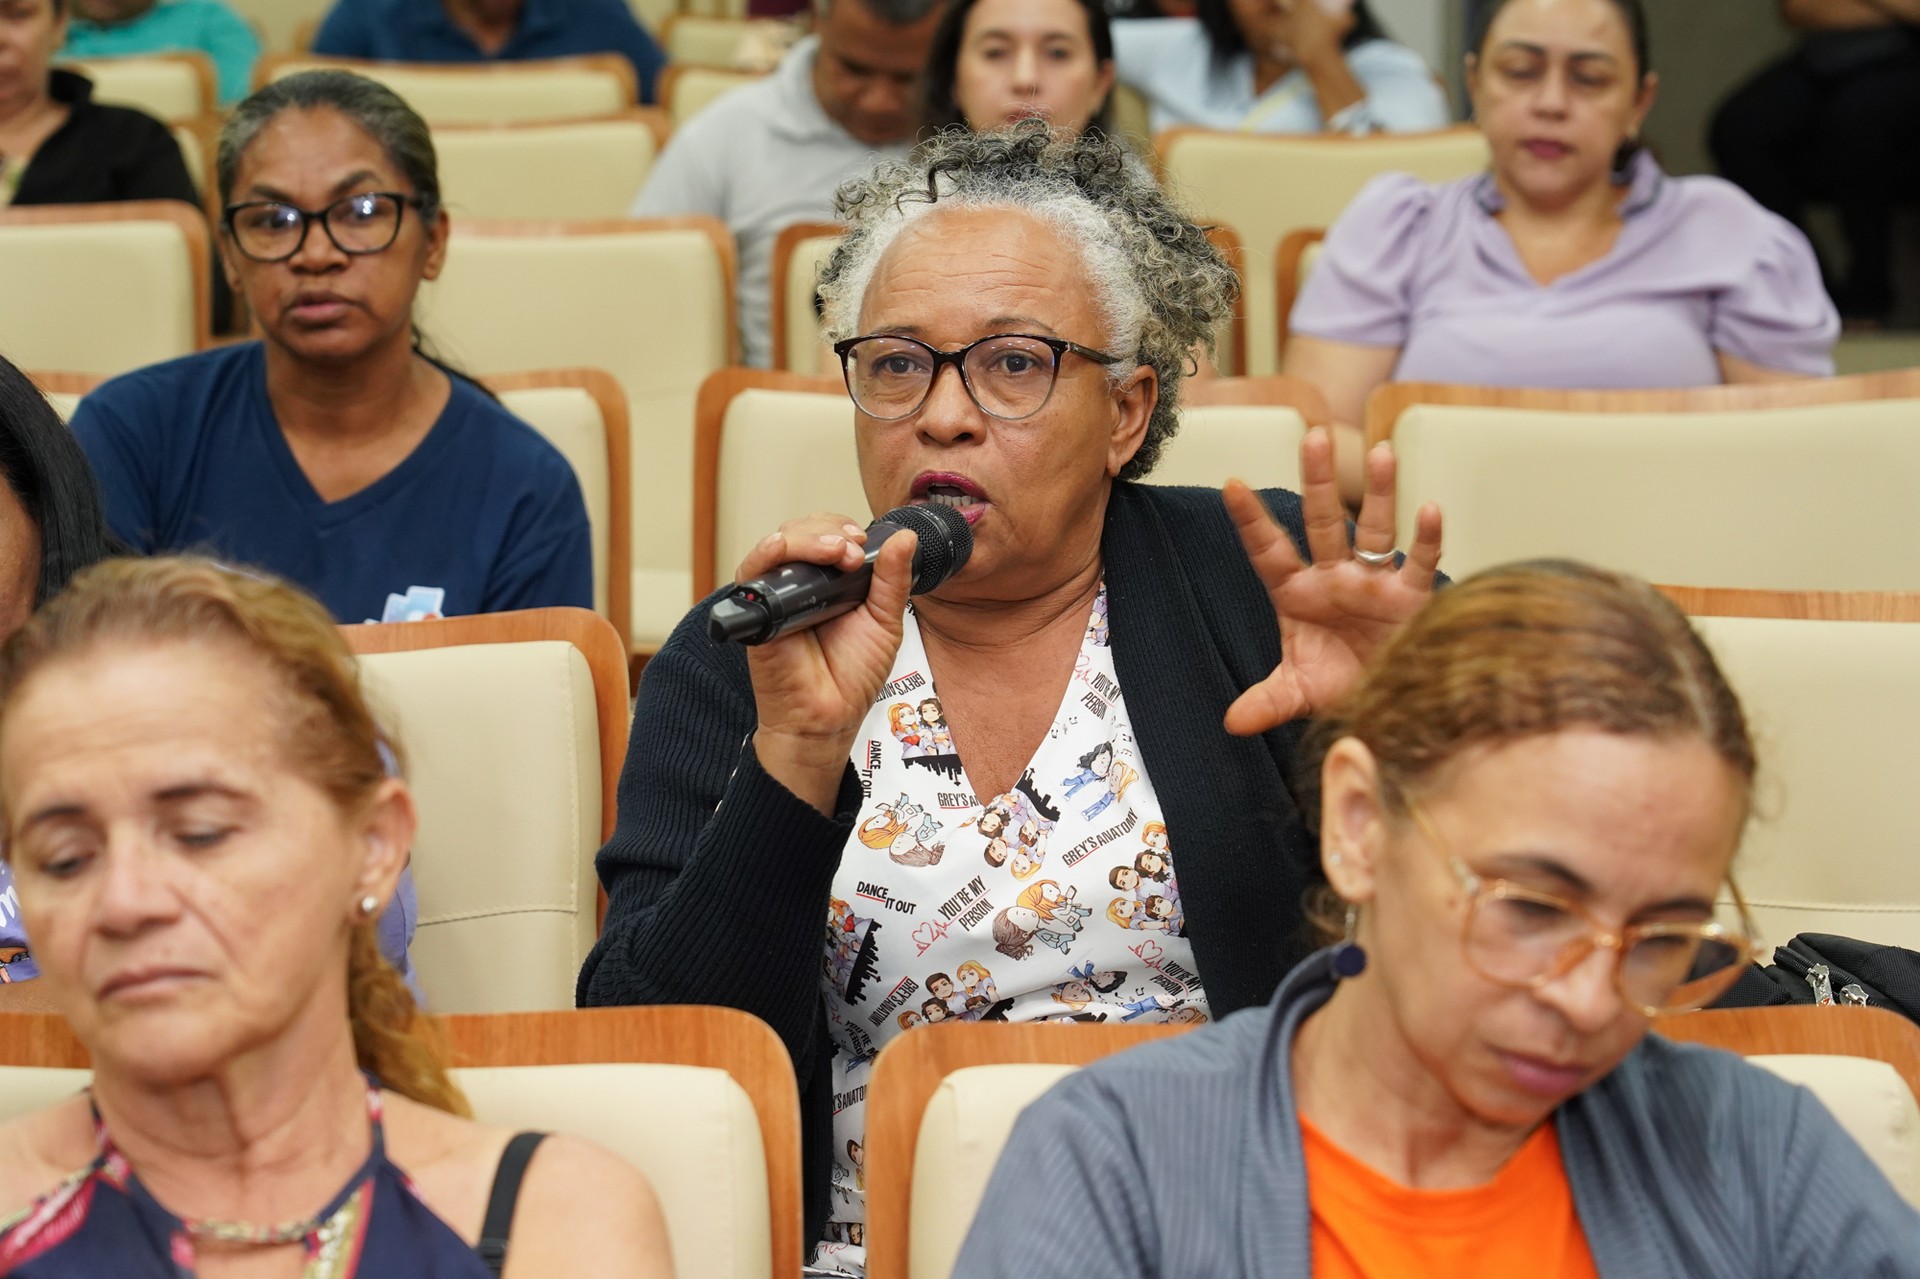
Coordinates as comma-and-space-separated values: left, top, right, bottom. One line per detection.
954, 951, 1920, 1277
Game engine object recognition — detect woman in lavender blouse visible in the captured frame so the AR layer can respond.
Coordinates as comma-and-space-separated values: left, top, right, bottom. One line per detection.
1284, 0, 1839, 505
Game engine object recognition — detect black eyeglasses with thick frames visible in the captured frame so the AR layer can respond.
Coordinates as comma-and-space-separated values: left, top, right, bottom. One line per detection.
833, 332, 1124, 422
1403, 797, 1762, 1017
222, 192, 424, 264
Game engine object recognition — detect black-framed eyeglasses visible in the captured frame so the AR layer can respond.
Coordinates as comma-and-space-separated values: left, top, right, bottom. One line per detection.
1405, 797, 1761, 1017
833, 332, 1124, 422
222, 192, 423, 263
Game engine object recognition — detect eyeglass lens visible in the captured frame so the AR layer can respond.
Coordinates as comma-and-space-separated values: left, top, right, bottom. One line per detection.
231, 194, 405, 261
1464, 889, 1747, 1013
845, 336, 1062, 420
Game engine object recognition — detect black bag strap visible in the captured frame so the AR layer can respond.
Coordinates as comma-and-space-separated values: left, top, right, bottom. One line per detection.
476, 1131, 548, 1275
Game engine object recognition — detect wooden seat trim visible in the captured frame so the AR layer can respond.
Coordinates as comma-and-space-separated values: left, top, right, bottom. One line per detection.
1365, 369, 1920, 448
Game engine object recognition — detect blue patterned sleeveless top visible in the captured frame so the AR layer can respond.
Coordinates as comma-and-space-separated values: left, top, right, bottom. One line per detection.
0, 1082, 515, 1277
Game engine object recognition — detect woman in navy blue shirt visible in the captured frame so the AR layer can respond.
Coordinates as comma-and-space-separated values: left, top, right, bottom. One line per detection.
72, 70, 592, 625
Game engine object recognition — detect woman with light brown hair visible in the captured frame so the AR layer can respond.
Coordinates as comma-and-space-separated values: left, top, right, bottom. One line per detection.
958, 560, 1920, 1278
0, 556, 670, 1277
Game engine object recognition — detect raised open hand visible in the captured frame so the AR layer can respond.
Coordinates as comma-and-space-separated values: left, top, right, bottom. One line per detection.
1223, 427, 1441, 736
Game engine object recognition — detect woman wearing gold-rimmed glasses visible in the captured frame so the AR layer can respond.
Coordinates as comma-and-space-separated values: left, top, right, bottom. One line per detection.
957, 560, 1920, 1279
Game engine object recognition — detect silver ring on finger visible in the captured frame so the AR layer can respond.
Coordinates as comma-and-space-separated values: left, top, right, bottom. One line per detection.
1352, 547, 1399, 568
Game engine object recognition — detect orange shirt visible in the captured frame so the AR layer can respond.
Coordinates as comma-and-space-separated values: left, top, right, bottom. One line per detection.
1300, 1115, 1601, 1279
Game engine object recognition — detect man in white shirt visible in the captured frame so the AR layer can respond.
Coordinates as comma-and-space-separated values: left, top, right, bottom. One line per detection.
633, 0, 943, 368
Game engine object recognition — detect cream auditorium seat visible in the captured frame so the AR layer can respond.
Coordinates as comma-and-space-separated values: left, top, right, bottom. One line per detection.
256, 54, 637, 124
659, 14, 754, 66
442, 1006, 802, 1279
659, 62, 764, 127
0, 202, 209, 377
694, 370, 859, 598
413, 216, 735, 653
59, 51, 214, 121
432, 113, 666, 220
1153, 375, 1331, 491
1657, 587, 1920, 952
487, 370, 634, 653
864, 1022, 1194, 1279
1372, 372, 1920, 591
225, 0, 332, 53
343, 608, 630, 1013
0, 1004, 805, 1279
770, 221, 844, 374
1155, 126, 1488, 376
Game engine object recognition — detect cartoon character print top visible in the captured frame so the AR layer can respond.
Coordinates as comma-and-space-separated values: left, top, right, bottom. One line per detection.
812, 585, 1208, 1274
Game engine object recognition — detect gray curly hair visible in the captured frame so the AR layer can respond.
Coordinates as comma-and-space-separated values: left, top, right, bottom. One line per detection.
818, 122, 1239, 480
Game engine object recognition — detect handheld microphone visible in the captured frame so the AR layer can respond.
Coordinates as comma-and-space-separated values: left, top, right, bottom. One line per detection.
707, 503, 974, 646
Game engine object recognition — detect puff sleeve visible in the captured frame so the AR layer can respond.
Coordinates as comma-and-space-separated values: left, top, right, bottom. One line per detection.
1710, 208, 1839, 377
1287, 171, 1436, 349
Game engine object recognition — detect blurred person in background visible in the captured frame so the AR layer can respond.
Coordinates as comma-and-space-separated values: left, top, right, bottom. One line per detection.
60, 0, 260, 107
1711, 0, 1920, 327
312, 0, 666, 104
1110, 0, 1450, 135
1285, 0, 1838, 505
71, 71, 592, 626
923, 0, 1115, 138
633, 0, 944, 368
0, 0, 196, 204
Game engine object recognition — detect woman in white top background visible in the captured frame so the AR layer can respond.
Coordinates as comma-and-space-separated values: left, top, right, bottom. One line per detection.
1111, 0, 1451, 135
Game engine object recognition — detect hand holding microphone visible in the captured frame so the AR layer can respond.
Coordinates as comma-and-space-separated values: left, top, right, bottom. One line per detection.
722, 504, 974, 817
709, 503, 973, 645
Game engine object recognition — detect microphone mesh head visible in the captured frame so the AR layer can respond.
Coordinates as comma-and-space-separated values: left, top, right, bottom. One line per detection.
879, 503, 975, 594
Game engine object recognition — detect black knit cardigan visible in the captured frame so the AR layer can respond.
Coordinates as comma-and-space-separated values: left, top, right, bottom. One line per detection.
579, 482, 1325, 1245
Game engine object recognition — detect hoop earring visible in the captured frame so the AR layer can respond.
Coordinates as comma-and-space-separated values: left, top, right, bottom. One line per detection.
1330, 905, 1368, 979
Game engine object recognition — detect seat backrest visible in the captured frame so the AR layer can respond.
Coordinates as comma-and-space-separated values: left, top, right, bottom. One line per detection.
695, 371, 860, 598
457, 1063, 772, 1277
865, 1021, 1193, 1279
488, 371, 633, 653
1151, 403, 1309, 491
224, 0, 332, 52
660, 62, 765, 127
1657, 592, 1920, 949
1380, 378, 1920, 590
59, 52, 215, 121
257, 54, 637, 124
0, 203, 209, 376
771, 221, 844, 374
442, 1006, 799, 1279
414, 217, 735, 652
433, 113, 664, 220
1656, 1005, 1920, 1208
659, 14, 754, 65
1155, 127, 1489, 377
1152, 375, 1330, 491
344, 609, 630, 1012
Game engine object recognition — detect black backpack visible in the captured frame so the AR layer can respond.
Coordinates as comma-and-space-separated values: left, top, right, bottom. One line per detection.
1715, 933, 1920, 1022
